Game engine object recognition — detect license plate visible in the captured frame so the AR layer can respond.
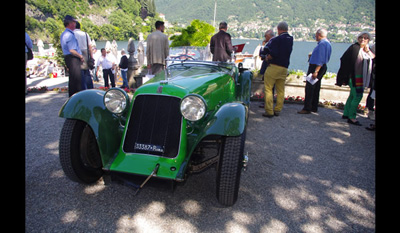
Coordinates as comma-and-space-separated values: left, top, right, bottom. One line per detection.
134, 143, 165, 153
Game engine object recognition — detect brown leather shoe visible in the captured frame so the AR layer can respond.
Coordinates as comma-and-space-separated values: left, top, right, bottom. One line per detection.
262, 113, 274, 118
297, 109, 311, 114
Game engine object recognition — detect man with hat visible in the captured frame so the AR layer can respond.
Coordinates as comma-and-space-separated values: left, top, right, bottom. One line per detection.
60, 15, 84, 97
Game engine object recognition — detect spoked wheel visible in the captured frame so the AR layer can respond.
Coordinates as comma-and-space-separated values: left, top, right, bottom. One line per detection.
216, 132, 246, 206
59, 119, 103, 184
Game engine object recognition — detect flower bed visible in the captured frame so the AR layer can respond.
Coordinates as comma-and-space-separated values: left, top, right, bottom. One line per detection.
27, 86, 54, 93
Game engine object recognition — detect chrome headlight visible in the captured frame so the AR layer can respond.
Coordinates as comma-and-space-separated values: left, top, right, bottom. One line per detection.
104, 88, 129, 114
180, 95, 207, 121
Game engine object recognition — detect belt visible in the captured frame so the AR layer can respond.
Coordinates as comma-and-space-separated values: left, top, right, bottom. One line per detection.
310, 64, 327, 67
64, 54, 80, 59
269, 63, 287, 69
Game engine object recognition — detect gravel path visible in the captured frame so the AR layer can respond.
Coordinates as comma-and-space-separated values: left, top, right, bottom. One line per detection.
26, 92, 375, 232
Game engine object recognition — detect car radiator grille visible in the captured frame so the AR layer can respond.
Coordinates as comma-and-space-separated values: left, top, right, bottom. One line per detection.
123, 95, 182, 158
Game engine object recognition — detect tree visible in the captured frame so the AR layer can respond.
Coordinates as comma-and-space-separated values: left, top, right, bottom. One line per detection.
140, 0, 156, 19
100, 24, 119, 40
109, 9, 135, 39
116, 0, 141, 17
51, 27, 66, 67
26, 0, 161, 42
170, 19, 215, 47
44, 17, 62, 34
81, 18, 100, 40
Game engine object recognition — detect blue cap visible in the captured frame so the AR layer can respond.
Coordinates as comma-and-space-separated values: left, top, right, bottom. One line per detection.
63, 15, 77, 22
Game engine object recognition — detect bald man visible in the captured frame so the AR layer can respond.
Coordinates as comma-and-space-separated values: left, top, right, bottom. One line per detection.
298, 28, 332, 114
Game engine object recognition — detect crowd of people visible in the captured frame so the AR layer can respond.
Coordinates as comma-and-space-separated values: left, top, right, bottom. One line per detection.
206, 21, 375, 130
25, 16, 376, 129
25, 16, 170, 98
59, 15, 135, 97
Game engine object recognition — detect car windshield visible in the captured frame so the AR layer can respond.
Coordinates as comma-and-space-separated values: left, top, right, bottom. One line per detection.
166, 46, 235, 71
168, 46, 212, 62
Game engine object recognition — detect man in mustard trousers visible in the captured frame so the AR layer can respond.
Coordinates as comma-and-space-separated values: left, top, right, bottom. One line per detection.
263, 22, 293, 118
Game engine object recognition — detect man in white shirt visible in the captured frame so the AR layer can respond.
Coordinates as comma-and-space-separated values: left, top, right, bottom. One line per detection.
96, 48, 116, 88
74, 22, 94, 89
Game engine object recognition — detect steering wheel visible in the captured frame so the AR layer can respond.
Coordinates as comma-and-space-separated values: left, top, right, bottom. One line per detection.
171, 55, 194, 61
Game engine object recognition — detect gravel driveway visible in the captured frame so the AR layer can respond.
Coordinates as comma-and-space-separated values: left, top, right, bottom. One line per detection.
26, 92, 375, 232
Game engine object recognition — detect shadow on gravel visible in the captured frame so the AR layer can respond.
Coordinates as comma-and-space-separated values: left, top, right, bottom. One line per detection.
25, 96, 375, 232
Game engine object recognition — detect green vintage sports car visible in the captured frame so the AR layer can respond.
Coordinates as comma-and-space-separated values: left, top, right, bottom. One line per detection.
58, 47, 252, 206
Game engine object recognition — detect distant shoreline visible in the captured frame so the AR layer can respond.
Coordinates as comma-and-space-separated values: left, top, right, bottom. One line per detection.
232, 37, 355, 44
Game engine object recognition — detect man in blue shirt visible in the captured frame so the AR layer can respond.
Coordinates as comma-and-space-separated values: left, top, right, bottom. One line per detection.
60, 15, 84, 97
298, 29, 332, 114
25, 32, 33, 95
263, 22, 293, 118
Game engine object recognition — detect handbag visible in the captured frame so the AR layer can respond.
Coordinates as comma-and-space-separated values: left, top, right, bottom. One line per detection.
85, 33, 95, 69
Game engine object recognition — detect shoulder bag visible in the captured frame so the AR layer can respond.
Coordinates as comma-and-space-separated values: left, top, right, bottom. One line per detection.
85, 33, 95, 69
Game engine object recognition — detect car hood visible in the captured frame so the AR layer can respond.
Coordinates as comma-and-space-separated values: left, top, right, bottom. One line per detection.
134, 63, 236, 110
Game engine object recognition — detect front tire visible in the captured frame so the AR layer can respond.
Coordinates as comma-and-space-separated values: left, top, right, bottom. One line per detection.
59, 119, 103, 184
216, 132, 246, 206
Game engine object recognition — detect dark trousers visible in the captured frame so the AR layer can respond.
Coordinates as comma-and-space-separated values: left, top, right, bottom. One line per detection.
64, 55, 82, 97
150, 63, 165, 75
103, 68, 115, 88
81, 69, 93, 90
303, 64, 327, 112
366, 87, 375, 111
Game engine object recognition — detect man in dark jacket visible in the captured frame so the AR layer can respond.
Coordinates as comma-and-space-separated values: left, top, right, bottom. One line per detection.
119, 49, 129, 88
262, 21, 293, 118
210, 22, 234, 62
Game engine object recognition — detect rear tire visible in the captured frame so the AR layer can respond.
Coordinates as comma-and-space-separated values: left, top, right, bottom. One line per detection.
216, 132, 246, 206
59, 119, 103, 184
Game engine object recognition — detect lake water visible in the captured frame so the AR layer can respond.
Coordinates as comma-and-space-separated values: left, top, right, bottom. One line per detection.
229, 39, 351, 73
93, 39, 351, 73
35, 39, 351, 73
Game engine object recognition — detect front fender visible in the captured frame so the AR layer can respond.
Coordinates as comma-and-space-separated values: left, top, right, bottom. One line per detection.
178, 102, 248, 180
59, 89, 124, 168
204, 102, 248, 137
237, 70, 252, 105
